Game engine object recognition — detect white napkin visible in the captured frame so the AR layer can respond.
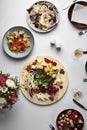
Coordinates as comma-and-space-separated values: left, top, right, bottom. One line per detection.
71, 3, 87, 24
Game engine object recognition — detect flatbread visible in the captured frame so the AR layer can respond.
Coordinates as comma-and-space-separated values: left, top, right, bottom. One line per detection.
19, 56, 69, 105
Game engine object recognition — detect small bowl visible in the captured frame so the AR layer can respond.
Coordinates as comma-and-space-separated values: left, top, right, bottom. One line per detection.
56, 109, 84, 130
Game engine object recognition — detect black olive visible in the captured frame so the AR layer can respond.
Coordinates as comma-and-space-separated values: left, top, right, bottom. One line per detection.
74, 123, 83, 129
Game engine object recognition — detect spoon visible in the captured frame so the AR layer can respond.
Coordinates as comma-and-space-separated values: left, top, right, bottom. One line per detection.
49, 124, 55, 130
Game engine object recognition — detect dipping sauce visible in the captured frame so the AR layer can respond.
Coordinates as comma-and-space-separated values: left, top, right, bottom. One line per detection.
74, 49, 83, 58
74, 91, 83, 100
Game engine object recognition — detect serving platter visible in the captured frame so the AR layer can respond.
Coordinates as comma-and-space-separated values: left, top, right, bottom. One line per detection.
27, 1, 59, 33
68, 1, 87, 29
56, 109, 84, 130
2, 26, 34, 59
19, 56, 69, 105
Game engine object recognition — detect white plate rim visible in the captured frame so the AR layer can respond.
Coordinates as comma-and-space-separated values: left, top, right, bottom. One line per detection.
27, 0, 59, 33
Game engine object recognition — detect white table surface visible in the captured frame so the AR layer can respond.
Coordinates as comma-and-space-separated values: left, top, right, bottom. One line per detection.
0, 0, 87, 130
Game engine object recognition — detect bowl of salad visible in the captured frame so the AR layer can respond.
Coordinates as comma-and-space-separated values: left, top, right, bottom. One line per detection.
2, 26, 34, 59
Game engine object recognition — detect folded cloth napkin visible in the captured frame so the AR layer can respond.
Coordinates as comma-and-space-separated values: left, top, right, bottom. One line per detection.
71, 3, 87, 24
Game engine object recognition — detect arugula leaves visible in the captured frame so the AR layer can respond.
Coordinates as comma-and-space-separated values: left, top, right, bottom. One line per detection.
34, 69, 52, 87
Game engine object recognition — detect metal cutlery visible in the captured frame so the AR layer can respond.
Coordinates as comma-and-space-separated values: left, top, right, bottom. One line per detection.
62, 0, 77, 10
78, 30, 87, 36
85, 61, 87, 73
73, 99, 87, 110
83, 78, 87, 82
83, 51, 87, 54
83, 62, 87, 82
49, 124, 55, 130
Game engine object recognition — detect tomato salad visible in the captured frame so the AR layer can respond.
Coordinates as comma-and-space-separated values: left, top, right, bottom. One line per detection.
7, 29, 30, 53
56, 109, 84, 130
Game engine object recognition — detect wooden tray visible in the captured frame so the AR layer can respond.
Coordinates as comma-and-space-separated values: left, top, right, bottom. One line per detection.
68, 1, 87, 29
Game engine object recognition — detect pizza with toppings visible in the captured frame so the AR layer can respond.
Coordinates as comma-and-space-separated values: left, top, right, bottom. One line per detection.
19, 56, 68, 105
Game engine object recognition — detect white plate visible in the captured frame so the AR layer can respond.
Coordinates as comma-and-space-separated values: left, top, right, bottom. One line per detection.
27, 1, 59, 33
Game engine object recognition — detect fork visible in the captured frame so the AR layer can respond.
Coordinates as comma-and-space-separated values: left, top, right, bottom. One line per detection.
49, 124, 55, 130
62, 0, 77, 10
78, 30, 87, 36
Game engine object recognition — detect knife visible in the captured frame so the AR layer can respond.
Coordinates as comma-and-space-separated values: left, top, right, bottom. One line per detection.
85, 61, 87, 73
73, 99, 87, 110
83, 78, 87, 82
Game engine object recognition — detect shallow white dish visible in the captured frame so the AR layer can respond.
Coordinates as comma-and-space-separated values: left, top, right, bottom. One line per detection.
27, 1, 59, 33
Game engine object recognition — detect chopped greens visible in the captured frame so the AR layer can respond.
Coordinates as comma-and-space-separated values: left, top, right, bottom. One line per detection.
33, 69, 52, 87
